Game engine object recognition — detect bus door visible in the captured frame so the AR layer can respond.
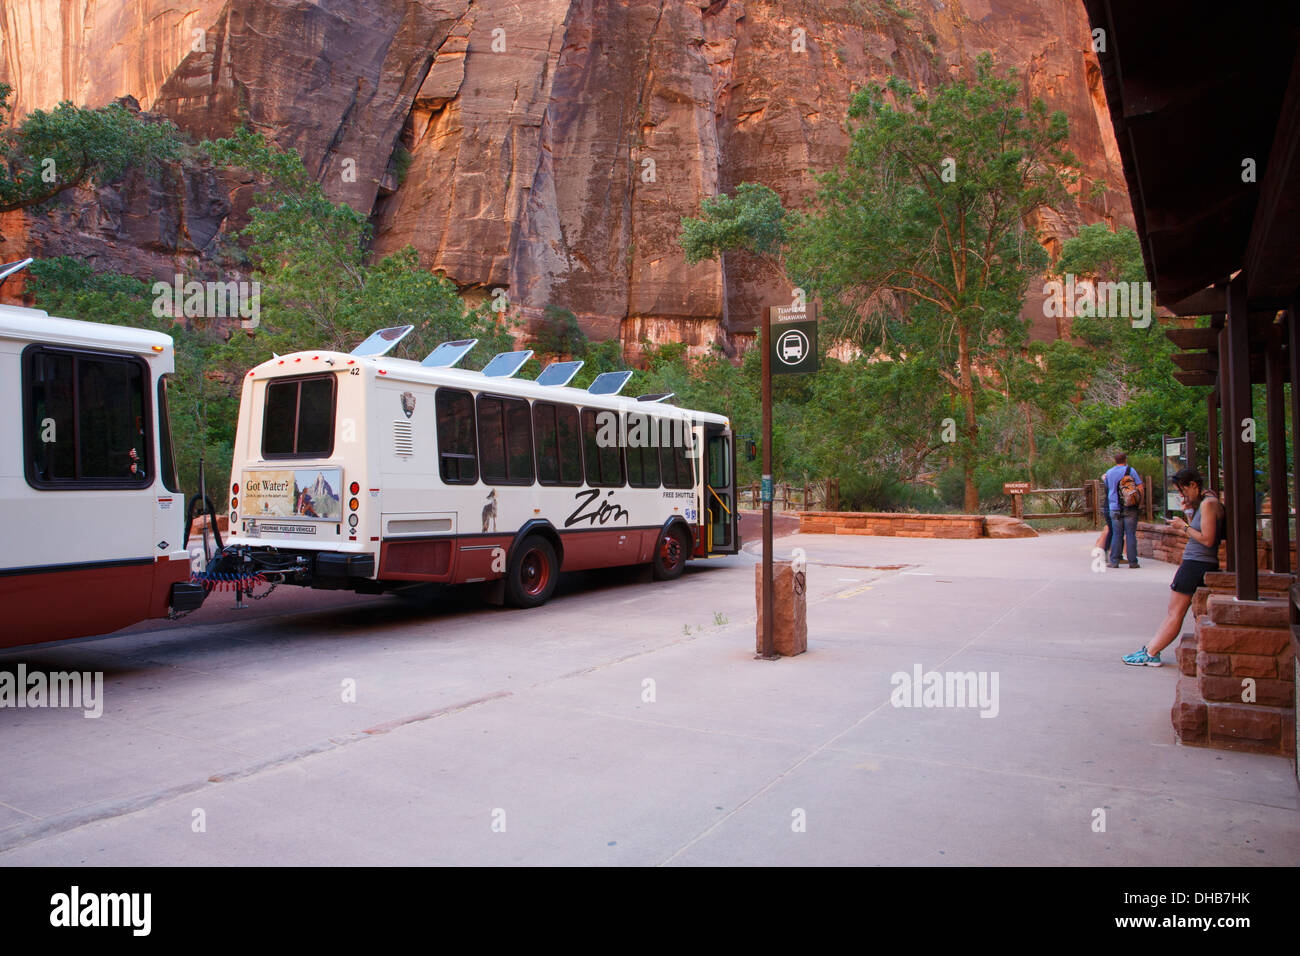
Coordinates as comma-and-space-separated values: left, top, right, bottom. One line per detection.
703, 423, 739, 555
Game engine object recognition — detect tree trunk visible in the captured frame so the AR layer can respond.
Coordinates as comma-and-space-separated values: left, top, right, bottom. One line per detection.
958, 323, 978, 513
1023, 400, 1037, 473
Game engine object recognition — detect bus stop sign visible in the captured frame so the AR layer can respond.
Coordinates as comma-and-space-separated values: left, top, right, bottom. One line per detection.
771, 313, 818, 375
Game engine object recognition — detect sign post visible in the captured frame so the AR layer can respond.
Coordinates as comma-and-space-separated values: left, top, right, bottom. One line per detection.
759, 300, 819, 661
1003, 481, 1031, 519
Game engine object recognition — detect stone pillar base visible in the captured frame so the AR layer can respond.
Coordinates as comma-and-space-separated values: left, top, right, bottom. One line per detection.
755, 560, 807, 657
1172, 575, 1296, 756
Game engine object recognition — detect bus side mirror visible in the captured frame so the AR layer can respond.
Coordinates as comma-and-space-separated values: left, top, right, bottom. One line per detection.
745, 439, 757, 462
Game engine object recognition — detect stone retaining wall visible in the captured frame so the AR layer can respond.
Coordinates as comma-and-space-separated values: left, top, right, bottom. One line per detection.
797, 511, 986, 539
1137, 520, 1294, 570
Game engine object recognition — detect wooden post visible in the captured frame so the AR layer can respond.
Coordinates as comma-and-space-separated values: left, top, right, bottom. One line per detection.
1207, 388, 1220, 499
1218, 319, 1235, 573
1144, 474, 1154, 523
760, 307, 776, 659
1290, 305, 1300, 567
1265, 325, 1290, 573
1225, 277, 1257, 600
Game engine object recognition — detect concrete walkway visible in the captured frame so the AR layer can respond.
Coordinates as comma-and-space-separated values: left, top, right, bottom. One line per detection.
0, 530, 1295, 865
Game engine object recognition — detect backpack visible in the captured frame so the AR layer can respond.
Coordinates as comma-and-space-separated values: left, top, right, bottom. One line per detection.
1118, 466, 1142, 508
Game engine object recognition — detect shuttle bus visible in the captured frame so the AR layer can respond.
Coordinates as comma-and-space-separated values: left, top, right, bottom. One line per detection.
0, 280, 206, 649
219, 327, 740, 607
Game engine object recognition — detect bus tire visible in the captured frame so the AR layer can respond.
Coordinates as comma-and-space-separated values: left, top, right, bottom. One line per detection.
506, 535, 559, 608
651, 526, 689, 581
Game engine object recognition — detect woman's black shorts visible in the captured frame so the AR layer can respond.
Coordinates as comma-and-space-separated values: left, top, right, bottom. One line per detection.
1171, 560, 1218, 595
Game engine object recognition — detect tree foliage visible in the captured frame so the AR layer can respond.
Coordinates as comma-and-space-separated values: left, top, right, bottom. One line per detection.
0, 84, 180, 212
787, 53, 1077, 510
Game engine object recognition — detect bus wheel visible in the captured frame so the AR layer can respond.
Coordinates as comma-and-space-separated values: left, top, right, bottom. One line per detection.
651, 527, 688, 581
506, 536, 558, 608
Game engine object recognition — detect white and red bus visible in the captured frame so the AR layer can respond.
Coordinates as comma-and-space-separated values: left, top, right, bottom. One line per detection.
0, 287, 205, 649
220, 327, 740, 606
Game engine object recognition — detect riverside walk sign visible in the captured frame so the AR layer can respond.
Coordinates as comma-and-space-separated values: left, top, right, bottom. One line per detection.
759, 298, 819, 660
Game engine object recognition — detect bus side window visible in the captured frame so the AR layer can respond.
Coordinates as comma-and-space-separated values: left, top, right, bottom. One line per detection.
659, 420, 693, 489
435, 388, 478, 484
24, 346, 151, 486
477, 394, 534, 485
556, 404, 583, 485
535, 402, 582, 487
581, 408, 624, 487
627, 412, 660, 488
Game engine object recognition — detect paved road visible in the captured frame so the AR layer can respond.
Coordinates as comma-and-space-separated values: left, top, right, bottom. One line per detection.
1, 530, 1296, 865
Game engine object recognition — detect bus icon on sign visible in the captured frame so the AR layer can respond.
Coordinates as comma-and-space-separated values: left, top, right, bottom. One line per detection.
777, 329, 809, 365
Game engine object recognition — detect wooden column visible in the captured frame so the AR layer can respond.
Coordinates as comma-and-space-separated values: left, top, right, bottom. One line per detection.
1207, 388, 1220, 498
1225, 275, 1257, 600
1218, 320, 1235, 572
1265, 324, 1290, 573
1289, 306, 1300, 574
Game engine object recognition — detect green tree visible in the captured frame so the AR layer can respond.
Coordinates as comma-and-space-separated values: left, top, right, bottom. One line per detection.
0, 84, 180, 213
1040, 224, 1209, 462
679, 182, 789, 281
786, 54, 1076, 511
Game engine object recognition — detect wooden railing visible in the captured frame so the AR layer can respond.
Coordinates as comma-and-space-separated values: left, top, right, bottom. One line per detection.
1011, 477, 1154, 525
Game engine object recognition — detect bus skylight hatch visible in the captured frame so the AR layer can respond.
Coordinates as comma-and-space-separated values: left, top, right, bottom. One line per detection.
637, 392, 675, 403
536, 360, 584, 387
421, 338, 478, 368
481, 350, 534, 378
351, 325, 414, 357
587, 370, 633, 395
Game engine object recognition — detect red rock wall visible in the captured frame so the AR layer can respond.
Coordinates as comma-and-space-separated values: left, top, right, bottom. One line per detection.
1, 0, 1133, 356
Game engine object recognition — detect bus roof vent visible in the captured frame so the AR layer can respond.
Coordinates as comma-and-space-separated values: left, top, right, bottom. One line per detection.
536, 360, 584, 387
636, 392, 675, 403
481, 349, 534, 378
421, 338, 478, 368
352, 325, 414, 357
587, 370, 633, 395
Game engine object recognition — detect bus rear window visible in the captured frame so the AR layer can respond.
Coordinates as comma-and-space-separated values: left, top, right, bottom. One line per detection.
263, 376, 335, 458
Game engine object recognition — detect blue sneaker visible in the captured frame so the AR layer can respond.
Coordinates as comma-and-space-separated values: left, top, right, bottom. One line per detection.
1122, 646, 1162, 667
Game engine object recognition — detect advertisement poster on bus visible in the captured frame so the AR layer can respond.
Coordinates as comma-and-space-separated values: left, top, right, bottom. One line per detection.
243, 469, 343, 520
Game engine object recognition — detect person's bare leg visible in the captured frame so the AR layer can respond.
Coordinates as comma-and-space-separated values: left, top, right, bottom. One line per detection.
1148, 591, 1193, 656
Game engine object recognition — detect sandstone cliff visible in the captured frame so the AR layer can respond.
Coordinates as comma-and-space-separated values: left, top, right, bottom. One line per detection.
1, 0, 1130, 355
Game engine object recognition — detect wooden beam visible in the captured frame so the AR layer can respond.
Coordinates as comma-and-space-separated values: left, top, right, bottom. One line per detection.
1171, 352, 1216, 372
1226, 274, 1258, 600
1162, 286, 1226, 316
1165, 327, 1219, 349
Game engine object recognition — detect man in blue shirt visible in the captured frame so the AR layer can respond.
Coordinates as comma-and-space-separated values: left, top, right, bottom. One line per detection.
1103, 452, 1143, 568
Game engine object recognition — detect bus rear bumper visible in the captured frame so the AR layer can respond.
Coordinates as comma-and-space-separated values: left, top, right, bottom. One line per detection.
313, 551, 375, 586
